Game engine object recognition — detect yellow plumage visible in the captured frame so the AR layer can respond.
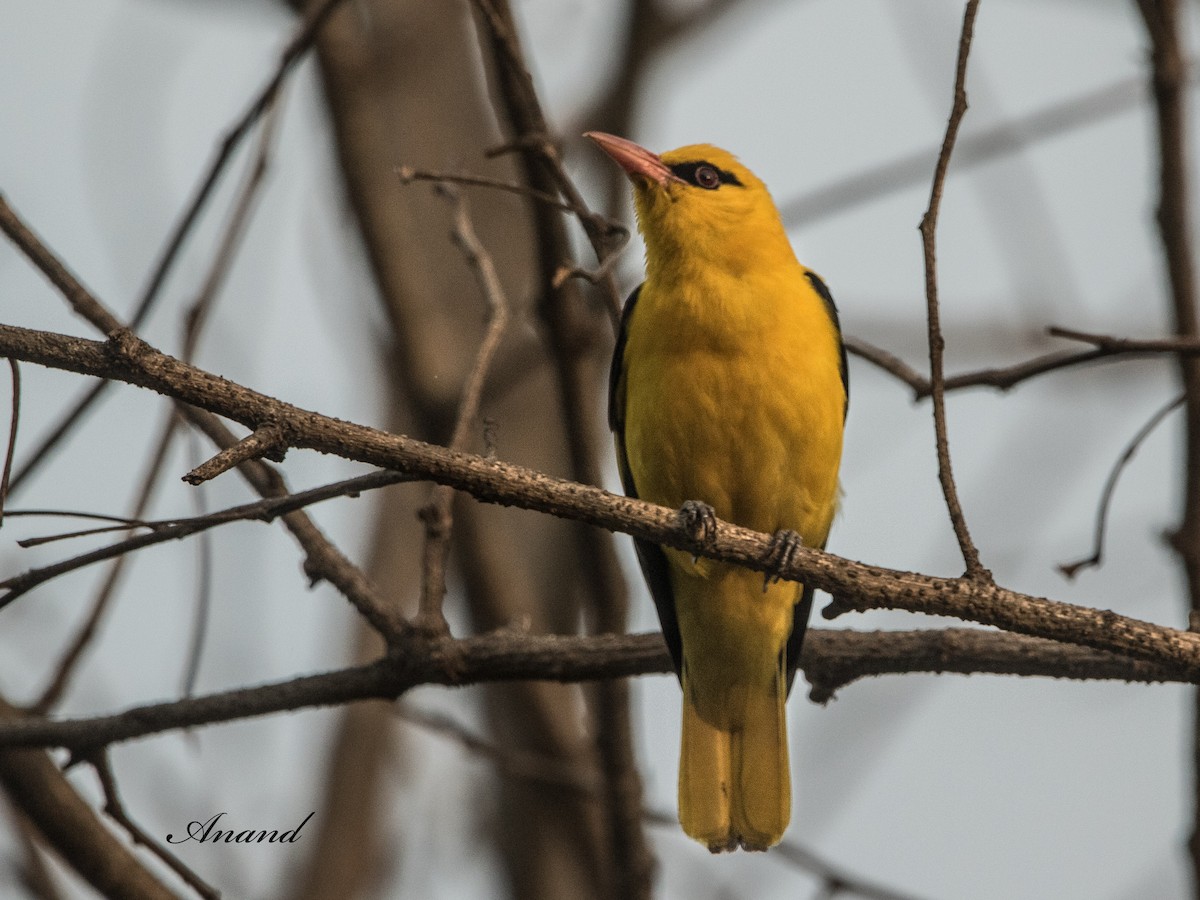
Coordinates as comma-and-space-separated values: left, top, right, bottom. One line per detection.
587, 134, 847, 852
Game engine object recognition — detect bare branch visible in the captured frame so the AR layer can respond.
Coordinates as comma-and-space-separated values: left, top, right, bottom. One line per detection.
474, 3, 650, 893
417, 186, 513, 634
180, 408, 410, 644
0, 628, 1187, 754
10, 320, 1200, 676
0, 191, 409, 644
852, 327, 1200, 400
1059, 393, 1185, 579
4, 0, 339, 493
0, 196, 125, 336
844, 336, 931, 394
0, 699, 178, 899
1133, 2, 1200, 886
183, 423, 288, 485
180, 96, 283, 363
89, 751, 219, 900
31, 413, 180, 713
397, 165, 618, 228
1050, 326, 1200, 354
0, 358, 16, 525
181, 429, 213, 699
472, 0, 625, 326
917, 0, 989, 581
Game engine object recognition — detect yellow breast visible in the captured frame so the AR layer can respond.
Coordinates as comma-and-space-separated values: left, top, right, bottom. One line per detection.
620, 260, 845, 555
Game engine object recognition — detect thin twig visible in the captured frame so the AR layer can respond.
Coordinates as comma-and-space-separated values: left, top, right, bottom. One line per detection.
181, 95, 283, 363
30, 414, 179, 713
2, 469, 412, 608
88, 750, 219, 900
917, 0, 989, 581
7, 509, 153, 528
397, 166, 585, 217
0, 196, 124, 336
181, 428, 214, 699
13, 510, 156, 547
0, 188, 408, 644
180, 408, 411, 644
1050, 327, 1200, 353
472, 0, 626, 327
395, 167, 631, 282
0, 358, 17, 525
6, 381, 106, 496
844, 336, 931, 394
4, 0, 341, 493
851, 328, 1200, 400
417, 186, 513, 634
1059, 393, 1185, 579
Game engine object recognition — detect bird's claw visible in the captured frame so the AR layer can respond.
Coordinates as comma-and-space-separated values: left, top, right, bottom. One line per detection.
678, 500, 718, 563
763, 529, 804, 591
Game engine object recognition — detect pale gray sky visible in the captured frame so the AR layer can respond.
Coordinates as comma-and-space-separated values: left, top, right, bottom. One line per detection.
2, 1, 1198, 897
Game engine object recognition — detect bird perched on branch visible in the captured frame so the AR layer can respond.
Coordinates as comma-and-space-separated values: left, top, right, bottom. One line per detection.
586, 131, 847, 852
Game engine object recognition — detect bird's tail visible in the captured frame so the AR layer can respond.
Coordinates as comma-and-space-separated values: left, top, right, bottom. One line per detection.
678, 658, 790, 852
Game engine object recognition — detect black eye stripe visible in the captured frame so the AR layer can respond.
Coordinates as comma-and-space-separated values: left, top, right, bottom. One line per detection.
668, 161, 744, 188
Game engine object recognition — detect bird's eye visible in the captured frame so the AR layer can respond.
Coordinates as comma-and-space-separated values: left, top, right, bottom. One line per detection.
693, 165, 721, 190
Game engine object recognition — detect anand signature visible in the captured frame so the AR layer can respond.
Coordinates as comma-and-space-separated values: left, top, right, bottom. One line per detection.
166, 811, 314, 845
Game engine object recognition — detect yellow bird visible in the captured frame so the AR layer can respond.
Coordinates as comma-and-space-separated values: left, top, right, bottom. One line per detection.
586, 132, 847, 852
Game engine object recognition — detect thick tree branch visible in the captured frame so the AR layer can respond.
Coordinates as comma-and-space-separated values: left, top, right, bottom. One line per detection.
0, 628, 1183, 753
7, 321, 1200, 677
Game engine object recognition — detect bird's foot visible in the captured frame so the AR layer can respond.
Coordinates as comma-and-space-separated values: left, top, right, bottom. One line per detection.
677, 500, 718, 563
763, 528, 804, 591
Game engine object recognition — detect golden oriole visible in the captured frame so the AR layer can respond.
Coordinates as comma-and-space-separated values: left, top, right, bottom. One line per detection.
586, 132, 847, 852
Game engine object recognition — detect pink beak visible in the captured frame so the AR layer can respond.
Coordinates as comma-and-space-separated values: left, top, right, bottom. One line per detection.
584, 132, 683, 187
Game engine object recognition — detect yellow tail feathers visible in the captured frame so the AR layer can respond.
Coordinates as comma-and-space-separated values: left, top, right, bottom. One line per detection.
678, 660, 790, 852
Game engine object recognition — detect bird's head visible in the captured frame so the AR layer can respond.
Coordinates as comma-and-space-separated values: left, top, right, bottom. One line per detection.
585, 132, 793, 278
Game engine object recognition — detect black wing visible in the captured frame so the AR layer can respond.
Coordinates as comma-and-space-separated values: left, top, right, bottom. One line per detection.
783, 272, 849, 693
805, 270, 849, 419
610, 285, 684, 680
